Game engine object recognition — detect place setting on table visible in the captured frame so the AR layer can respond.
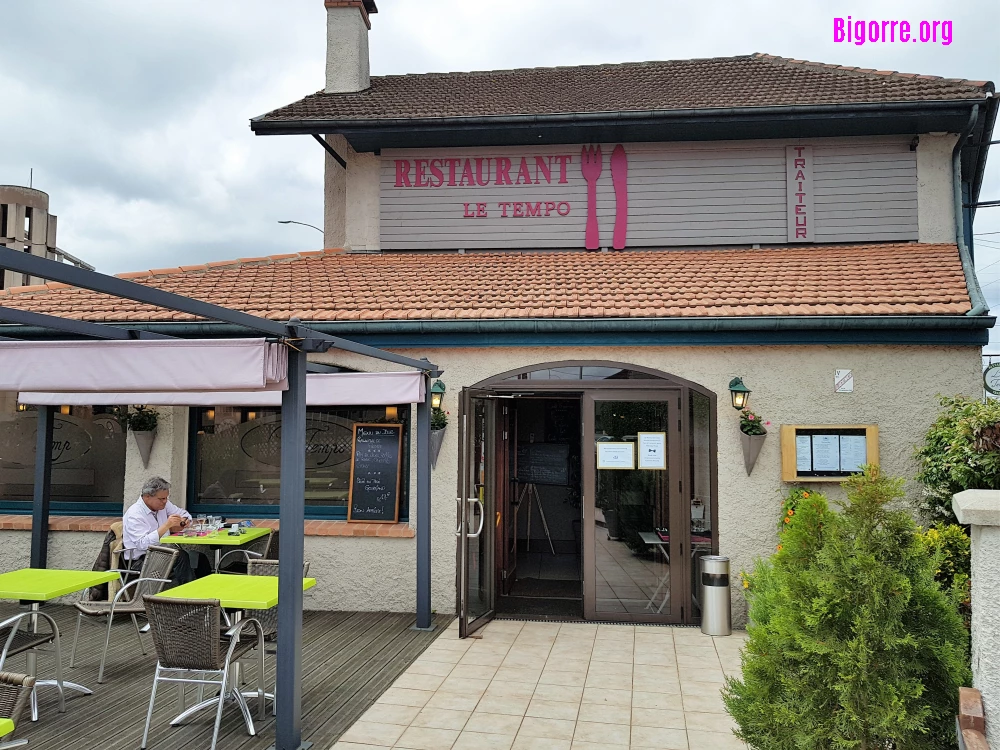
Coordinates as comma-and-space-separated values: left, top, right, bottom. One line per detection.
158, 516, 273, 572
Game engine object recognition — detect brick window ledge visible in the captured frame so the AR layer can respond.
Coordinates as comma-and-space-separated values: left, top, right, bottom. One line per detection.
0, 515, 414, 538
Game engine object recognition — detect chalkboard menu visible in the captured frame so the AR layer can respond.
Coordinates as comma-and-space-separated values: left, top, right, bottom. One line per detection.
515, 442, 570, 486
348, 423, 403, 523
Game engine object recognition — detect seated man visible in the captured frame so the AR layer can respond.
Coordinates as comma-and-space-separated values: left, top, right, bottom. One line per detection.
122, 476, 199, 585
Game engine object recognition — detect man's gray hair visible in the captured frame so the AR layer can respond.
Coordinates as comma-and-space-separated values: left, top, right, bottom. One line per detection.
140, 476, 171, 497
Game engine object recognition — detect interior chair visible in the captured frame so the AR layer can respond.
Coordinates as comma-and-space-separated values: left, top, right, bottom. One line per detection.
141, 596, 264, 750
0, 671, 36, 749
70, 545, 179, 683
215, 530, 273, 575
0, 613, 64, 720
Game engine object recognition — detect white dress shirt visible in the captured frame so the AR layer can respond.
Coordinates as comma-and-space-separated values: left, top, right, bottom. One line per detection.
122, 497, 192, 561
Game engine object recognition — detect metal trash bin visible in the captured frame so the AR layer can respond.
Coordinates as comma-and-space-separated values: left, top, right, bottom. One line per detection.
700, 555, 732, 636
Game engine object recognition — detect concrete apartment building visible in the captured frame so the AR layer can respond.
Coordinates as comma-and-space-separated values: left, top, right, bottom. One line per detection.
0, 185, 93, 289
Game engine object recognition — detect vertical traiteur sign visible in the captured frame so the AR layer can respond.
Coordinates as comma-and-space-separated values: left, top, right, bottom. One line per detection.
786, 145, 814, 242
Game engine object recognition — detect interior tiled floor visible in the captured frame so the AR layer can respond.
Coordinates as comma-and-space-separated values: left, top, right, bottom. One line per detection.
330, 618, 748, 750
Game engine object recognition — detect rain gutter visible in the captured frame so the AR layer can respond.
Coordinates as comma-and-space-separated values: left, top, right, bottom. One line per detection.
0, 315, 993, 342
953, 104, 989, 316
250, 98, 989, 134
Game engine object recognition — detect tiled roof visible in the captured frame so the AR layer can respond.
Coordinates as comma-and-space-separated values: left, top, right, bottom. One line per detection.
0, 244, 971, 322
256, 53, 992, 124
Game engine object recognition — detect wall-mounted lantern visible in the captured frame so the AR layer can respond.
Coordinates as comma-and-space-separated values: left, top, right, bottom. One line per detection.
729, 377, 751, 410
431, 380, 446, 409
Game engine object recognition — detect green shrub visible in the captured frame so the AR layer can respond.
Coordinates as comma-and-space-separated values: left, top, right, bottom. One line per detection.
915, 395, 1000, 523
126, 405, 158, 432
919, 523, 971, 626
431, 407, 448, 430
724, 467, 971, 750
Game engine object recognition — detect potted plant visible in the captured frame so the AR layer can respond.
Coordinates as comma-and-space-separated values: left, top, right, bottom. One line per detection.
430, 407, 448, 468
127, 405, 159, 468
738, 407, 769, 475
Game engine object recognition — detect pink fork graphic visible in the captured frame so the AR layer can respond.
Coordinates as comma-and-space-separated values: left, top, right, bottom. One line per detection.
580, 145, 602, 250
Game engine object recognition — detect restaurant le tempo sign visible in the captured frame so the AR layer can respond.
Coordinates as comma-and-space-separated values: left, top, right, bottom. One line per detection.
379, 142, 820, 251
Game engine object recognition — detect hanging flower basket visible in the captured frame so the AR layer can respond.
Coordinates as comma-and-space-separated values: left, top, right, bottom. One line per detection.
126, 405, 159, 469
739, 408, 770, 476
740, 431, 766, 476
430, 407, 449, 469
430, 428, 446, 468
132, 430, 157, 468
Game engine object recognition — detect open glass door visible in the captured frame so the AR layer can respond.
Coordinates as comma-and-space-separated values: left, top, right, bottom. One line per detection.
457, 389, 497, 637
583, 390, 684, 623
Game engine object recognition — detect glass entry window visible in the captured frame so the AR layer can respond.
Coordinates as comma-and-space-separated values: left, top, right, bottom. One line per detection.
584, 394, 682, 622
457, 391, 496, 637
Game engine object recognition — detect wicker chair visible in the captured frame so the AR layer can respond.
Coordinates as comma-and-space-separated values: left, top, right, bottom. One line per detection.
70, 544, 179, 683
141, 596, 264, 750
243, 559, 310, 641
215, 530, 273, 574
0, 610, 65, 719
0, 671, 35, 749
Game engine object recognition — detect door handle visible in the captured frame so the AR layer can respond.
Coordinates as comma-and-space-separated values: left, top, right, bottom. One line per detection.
467, 497, 485, 538
455, 497, 463, 537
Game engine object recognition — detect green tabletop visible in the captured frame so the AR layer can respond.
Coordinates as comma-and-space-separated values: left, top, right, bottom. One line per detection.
161, 526, 271, 547
0, 718, 13, 738
0, 568, 120, 601
154, 573, 316, 609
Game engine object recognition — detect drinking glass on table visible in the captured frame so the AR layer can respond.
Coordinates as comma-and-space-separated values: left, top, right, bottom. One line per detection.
196, 515, 207, 531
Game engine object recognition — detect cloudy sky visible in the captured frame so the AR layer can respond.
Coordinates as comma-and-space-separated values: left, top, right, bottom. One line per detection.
2, 0, 999, 330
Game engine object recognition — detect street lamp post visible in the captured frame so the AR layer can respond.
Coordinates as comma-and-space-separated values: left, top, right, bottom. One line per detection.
277, 220, 323, 234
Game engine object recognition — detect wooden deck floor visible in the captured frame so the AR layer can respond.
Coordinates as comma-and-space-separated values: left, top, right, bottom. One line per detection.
0, 604, 452, 750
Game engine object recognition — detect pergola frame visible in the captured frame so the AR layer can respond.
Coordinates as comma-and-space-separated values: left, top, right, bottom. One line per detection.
0, 246, 441, 750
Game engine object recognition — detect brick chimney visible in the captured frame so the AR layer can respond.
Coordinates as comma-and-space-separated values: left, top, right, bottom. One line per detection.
325, 0, 378, 94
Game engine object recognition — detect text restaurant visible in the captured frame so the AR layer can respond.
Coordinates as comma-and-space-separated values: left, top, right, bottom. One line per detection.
0, 0, 996, 634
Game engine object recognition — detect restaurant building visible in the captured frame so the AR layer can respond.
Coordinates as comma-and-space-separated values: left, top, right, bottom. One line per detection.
0, 0, 996, 631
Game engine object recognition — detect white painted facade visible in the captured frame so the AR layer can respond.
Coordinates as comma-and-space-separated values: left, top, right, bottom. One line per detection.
954, 490, 1000, 745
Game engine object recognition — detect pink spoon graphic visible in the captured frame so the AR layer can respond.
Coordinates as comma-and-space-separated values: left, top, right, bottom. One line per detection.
611, 145, 628, 250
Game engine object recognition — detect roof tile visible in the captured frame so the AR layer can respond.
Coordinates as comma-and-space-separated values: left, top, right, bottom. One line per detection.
257, 53, 992, 125
0, 244, 972, 322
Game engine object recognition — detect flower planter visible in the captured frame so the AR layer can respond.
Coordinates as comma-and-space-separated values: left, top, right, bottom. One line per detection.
430, 427, 446, 468
740, 430, 767, 476
132, 429, 157, 468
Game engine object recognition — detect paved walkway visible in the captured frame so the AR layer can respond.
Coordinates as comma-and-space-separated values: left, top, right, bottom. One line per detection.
331, 618, 747, 750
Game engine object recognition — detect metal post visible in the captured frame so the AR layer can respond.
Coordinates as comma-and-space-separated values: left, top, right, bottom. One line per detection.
415, 373, 433, 630
30, 405, 54, 569
275, 347, 308, 750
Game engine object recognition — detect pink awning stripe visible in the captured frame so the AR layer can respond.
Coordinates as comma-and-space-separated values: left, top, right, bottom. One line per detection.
0, 339, 287, 392
18, 371, 426, 407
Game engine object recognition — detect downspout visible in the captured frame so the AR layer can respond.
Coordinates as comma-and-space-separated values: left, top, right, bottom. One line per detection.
954, 103, 988, 315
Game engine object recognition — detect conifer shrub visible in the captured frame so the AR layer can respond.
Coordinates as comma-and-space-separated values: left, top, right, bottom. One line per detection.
724, 467, 970, 750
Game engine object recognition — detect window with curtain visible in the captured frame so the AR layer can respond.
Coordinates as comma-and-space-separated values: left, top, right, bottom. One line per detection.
0, 400, 126, 514
189, 405, 410, 520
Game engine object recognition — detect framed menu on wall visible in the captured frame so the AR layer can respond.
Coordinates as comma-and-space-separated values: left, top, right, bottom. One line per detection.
780, 425, 879, 482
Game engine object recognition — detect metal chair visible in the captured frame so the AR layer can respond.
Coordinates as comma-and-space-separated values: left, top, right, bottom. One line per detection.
244, 559, 311, 640
0, 671, 35, 749
243, 559, 310, 717
215, 530, 273, 574
70, 545, 179, 683
141, 596, 264, 750
0, 613, 64, 720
